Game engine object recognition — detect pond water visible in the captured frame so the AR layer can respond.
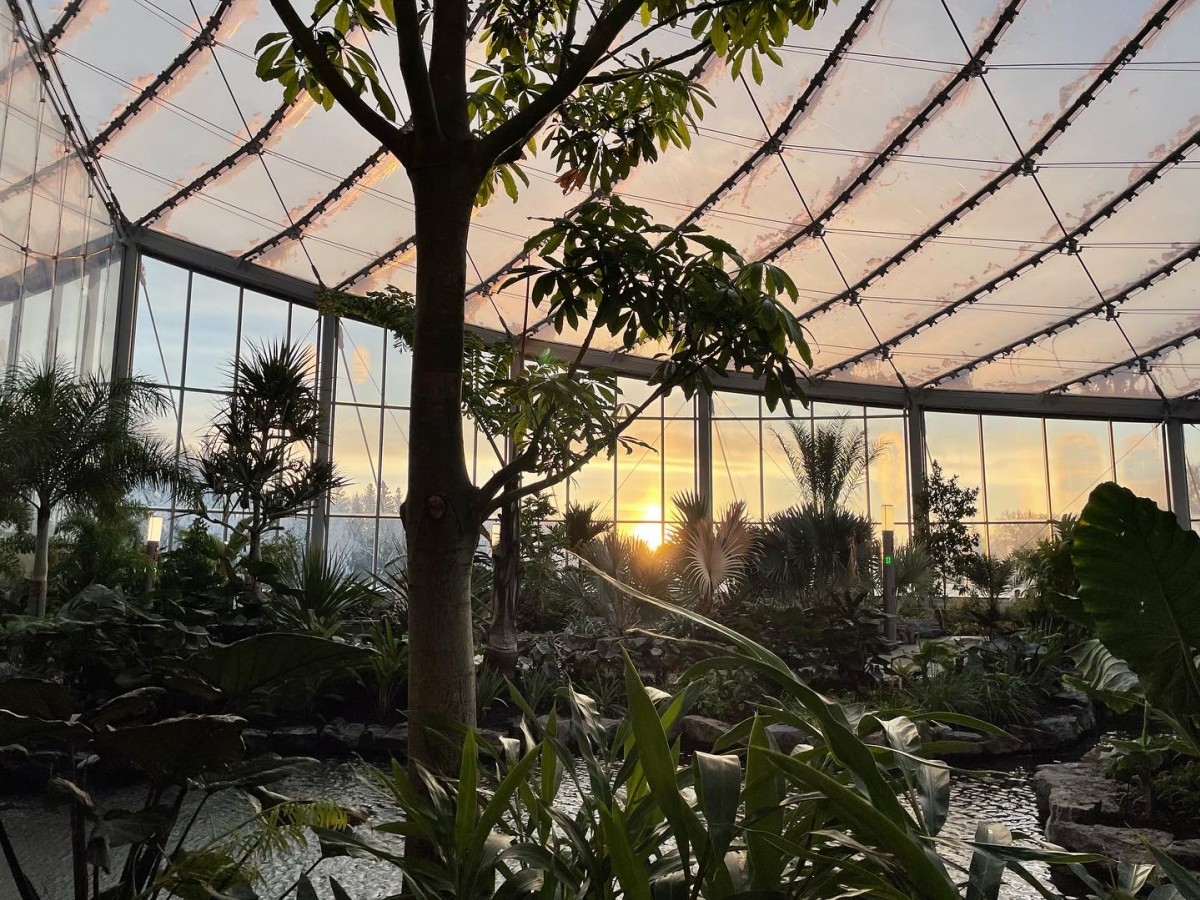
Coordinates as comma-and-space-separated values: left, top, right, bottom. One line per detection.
0, 755, 1074, 900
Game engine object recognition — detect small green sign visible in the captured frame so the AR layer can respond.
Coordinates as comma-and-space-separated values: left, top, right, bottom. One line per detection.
884, 555, 893, 565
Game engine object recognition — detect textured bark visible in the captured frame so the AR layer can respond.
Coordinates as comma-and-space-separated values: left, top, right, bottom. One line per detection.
27, 504, 51, 616
485, 490, 521, 679
403, 153, 482, 774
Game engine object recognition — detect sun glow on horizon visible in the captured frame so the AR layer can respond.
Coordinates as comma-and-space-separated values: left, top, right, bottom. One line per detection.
626, 503, 665, 549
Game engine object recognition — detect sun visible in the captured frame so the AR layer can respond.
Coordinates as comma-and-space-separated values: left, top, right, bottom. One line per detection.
627, 503, 664, 550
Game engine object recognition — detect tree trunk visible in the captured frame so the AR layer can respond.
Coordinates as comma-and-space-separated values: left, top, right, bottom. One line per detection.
27, 504, 51, 616
404, 155, 483, 774
485, 488, 521, 679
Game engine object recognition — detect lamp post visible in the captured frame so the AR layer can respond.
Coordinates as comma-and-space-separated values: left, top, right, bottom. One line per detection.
881, 504, 897, 641
144, 514, 163, 595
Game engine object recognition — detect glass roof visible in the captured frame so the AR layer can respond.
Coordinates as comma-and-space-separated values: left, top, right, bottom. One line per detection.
10, 0, 1200, 404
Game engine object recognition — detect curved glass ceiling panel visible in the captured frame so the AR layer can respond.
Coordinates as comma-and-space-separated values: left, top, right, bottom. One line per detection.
19, 0, 1200, 405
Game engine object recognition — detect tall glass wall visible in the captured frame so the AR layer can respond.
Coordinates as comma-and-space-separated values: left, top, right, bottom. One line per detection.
925, 412, 1169, 557
129, 256, 1181, 566
0, 6, 120, 375
131, 257, 322, 547
712, 392, 912, 539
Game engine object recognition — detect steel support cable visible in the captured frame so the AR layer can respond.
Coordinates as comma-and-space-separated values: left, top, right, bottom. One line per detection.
5, 0, 125, 228
752, 0, 1025, 270
814, 59, 1194, 380
925, 239, 1200, 388
0, 0, 88, 88
790, 0, 1185, 329
135, 99, 300, 226
925, 235, 1200, 388
936, 0, 1167, 402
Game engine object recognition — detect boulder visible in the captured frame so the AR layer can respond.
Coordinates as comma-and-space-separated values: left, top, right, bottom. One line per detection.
1025, 715, 1085, 751
980, 732, 1028, 756
1032, 761, 1140, 824
1045, 821, 1173, 866
765, 723, 809, 755
320, 720, 365, 756
679, 715, 731, 752
535, 715, 572, 744
269, 726, 320, 756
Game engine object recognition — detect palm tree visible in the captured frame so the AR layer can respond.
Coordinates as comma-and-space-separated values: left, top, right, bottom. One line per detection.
577, 531, 671, 632
559, 502, 612, 550
963, 552, 1020, 638
668, 491, 757, 616
191, 342, 345, 564
759, 505, 874, 605
773, 416, 880, 513
0, 361, 180, 615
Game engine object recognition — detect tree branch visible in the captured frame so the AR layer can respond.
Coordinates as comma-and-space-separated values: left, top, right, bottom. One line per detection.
393, 0, 440, 134
266, 0, 405, 154
582, 42, 707, 85
485, 382, 674, 514
479, 0, 646, 166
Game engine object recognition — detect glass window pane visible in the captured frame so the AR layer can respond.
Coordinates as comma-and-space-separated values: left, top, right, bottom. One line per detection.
762, 420, 799, 516
332, 404, 382, 515
925, 412, 983, 504
570, 452, 615, 517
982, 416, 1048, 521
133, 258, 188, 385
380, 409, 409, 516
616, 419, 662, 523
384, 339, 412, 408
987, 522, 1050, 560
185, 275, 239, 389
663, 418, 696, 511
376, 518, 407, 572
328, 516, 376, 572
713, 418, 761, 520
713, 391, 759, 418
239, 289, 289, 356
1113, 422, 1166, 507
1047, 419, 1112, 517
179, 389, 222, 456
868, 417, 908, 525
336, 319, 384, 406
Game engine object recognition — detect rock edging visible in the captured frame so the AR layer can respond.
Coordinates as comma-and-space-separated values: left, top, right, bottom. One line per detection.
1034, 759, 1200, 868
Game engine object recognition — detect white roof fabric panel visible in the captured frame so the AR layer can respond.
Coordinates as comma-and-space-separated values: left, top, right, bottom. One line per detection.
11, 0, 1200, 405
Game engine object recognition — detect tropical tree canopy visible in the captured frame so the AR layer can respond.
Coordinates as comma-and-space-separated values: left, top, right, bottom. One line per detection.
0, 361, 180, 614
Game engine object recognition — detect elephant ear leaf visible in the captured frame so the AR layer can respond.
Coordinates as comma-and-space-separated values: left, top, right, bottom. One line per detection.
192, 633, 375, 700
93, 716, 245, 785
1071, 482, 1200, 715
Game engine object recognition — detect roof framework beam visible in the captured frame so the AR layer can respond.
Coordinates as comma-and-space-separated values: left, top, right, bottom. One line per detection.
817, 122, 1200, 379
88, 0, 237, 152
1048, 328, 1200, 395
241, 147, 391, 262
335, 235, 415, 290
791, 0, 1185, 328
670, 0, 880, 237
135, 99, 301, 226
925, 238, 1200, 388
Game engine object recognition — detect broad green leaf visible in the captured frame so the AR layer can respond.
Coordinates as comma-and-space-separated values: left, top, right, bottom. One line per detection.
1066, 638, 1143, 714
693, 751, 740, 859
192, 632, 374, 700
1072, 483, 1200, 714
93, 715, 244, 785
744, 716, 785, 890
1146, 843, 1200, 900
966, 822, 1011, 900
